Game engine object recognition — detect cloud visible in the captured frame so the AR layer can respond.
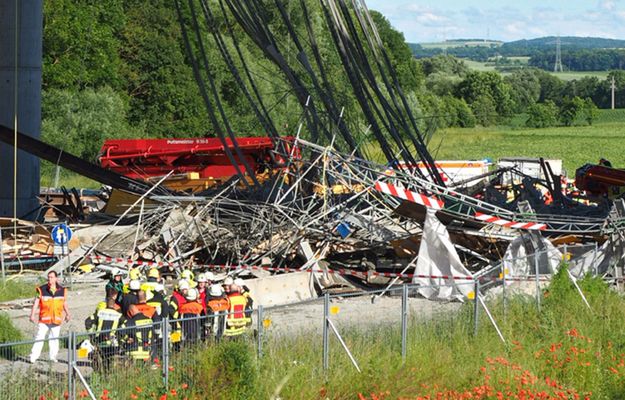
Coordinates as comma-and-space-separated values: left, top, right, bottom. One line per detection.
365, 0, 625, 42
598, 0, 616, 11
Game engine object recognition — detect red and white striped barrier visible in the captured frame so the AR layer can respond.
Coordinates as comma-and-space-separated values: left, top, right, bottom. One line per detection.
374, 181, 444, 210
474, 212, 547, 231
1, 251, 558, 283
2, 253, 57, 261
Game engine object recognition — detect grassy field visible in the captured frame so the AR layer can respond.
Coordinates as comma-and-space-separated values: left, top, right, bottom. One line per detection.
463, 59, 610, 81
0, 279, 35, 302
419, 40, 502, 49
428, 110, 625, 174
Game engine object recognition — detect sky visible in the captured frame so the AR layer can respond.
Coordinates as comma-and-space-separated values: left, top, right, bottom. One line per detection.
365, 0, 625, 43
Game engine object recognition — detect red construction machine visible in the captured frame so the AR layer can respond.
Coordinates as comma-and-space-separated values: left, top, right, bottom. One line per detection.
575, 162, 625, 199
99, 136, 291, 192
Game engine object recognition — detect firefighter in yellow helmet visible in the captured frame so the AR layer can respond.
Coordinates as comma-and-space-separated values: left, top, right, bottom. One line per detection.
181, 269, 197, 288
141, 268, 161, 298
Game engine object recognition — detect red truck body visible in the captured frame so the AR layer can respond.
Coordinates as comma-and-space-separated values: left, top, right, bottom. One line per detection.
99, 137, 283, 180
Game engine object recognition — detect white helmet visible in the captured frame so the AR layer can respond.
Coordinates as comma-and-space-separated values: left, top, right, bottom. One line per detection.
129, 279, 141, 291
196, 273, 208, 283
185, 288, 198, 301
223, 277, 234, 286
209, 284, 224, 297
178, 280, 190, 291
204, 272, 215, 281
111, 268, 123, 277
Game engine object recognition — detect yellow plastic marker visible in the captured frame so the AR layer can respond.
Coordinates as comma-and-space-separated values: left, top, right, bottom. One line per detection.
330, 305, 340, 315
262, 319, 272, 329
467, 291, 475, 300
170, 331, 182, 343
77, 348, 88, 358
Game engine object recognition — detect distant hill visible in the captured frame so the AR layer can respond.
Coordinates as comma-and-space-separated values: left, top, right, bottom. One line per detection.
409, 36, 625, 61
502, 36, 625, 52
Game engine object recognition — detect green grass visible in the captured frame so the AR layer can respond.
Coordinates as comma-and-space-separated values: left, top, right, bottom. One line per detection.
40, 168, 100, 189
463, 59, 610, 81
419, 40, 503, 49
428, 110, 625, 174
0, 312, 23, 343
0, 279, 35, 302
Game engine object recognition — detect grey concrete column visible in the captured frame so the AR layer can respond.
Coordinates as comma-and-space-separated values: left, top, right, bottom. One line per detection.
0, 0, 42, 220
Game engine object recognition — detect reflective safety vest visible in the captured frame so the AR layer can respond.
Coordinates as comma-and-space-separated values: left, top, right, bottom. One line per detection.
37, 284, 66, 325
147, 293, 168, 318
136, 303, 156, 319
224, 293, 249, 337
207, 298, 229, 313
125, 315, 153, 360
178, 301, 203, 316
179, 301, 204, 342
95, 308, 123, 346
207, 297, 229, 339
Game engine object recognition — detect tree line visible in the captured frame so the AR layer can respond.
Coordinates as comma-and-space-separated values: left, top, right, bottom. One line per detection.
417, 55, 614, 129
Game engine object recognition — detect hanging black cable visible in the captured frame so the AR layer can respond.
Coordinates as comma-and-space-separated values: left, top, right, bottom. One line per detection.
273, 0, 360, 155
199, 0, 278, 141
186, 0, 261, 186
318, 0, 396, 163
174, 0, 251, 188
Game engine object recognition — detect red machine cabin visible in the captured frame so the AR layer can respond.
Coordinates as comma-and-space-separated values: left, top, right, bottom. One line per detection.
99, 136, 279, 181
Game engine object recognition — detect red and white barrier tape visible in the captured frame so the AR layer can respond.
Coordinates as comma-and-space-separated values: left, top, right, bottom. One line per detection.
474, 212, 547, 231
374, 181, 444, 210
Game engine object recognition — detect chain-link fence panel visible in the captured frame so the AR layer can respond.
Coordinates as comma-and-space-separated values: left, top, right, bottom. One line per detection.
0, 334, 71, 399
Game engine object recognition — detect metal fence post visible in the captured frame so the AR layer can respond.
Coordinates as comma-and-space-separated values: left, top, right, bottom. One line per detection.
592, 241, 598, 276
473, 280, 479, 337
162, 318, 169, 390
0, 227, 5, 281
401, 284, 408, 362
502, 264, 507, 322
322, 292, 329, 371
68, 331, 75, 400
534, 252, 541, 311
257, 305, 263, 358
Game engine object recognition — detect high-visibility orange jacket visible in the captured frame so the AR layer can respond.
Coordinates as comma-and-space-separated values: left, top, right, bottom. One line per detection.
207, 297, 229, 313
178, 301, 203, 316
37, 284, 66, 325
136, 303, 156, 319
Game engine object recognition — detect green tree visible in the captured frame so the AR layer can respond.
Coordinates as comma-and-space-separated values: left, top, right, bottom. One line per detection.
582, 98, 599, 125
504, 69, 541, 112
425, 72, 461, 96
559, 96, 585, 126
534, 70, 565, 104
43, 0, 125, 89
41, 87, 142, 163
456, 71, 514, 117
470, 94, 497, 126
525, 101, 558, 128
419, 55, 469, 77
369, 11, 423, 91
119, 0, 207, 137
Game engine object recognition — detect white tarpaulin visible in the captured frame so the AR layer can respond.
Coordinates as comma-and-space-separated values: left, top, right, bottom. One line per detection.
503, 235, 561, 278
412, 209, 473, 301
569, 241, 613, 278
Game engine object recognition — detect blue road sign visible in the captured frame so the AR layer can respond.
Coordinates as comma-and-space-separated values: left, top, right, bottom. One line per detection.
51, 223, 73, 246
